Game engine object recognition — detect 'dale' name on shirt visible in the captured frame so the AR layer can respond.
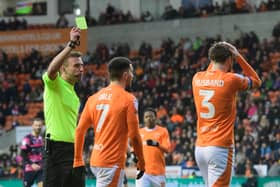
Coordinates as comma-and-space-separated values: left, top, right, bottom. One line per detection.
98, 93, 112, 100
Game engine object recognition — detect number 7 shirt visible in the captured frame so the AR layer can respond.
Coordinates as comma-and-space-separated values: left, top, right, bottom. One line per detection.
192, 69, 249, 148
73, 84, 142, 169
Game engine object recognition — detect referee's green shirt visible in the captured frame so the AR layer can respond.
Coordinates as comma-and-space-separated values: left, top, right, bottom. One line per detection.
42, 72, 80, 143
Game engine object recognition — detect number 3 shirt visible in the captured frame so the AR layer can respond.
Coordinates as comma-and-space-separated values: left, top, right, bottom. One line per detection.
192, 69, 249, 148
74, 84, 141, 169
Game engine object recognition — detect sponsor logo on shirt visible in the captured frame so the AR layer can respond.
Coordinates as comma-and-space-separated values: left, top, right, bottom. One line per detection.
93, 143, 104, 151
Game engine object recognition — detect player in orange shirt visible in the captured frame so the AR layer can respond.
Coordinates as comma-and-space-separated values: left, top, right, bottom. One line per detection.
73, 57, 145, 186
192, 41, 261, 187
136, 108, 171, 187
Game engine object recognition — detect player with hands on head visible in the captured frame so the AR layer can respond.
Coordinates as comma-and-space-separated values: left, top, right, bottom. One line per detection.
221, 41, 239, 55
192, 41, 261, 187
74, 57, 145, 187
42, 27, 84, 187
136, 108, 171, 187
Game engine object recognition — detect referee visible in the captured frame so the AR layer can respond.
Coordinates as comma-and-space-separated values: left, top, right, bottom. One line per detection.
42, 27, 84, 187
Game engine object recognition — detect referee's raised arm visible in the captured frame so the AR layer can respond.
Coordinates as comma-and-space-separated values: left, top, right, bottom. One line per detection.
47, 27, 81, 80
42, 27, 84, 187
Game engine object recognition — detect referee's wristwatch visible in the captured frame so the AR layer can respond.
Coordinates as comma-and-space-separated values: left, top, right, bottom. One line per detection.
68, 40, 78, 49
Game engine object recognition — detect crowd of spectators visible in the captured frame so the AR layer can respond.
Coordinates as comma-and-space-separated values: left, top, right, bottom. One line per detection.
94, 3, 137, 25
0, 30, 280, 179
162, 0, 280, 20
1, 1, 280, 30
92, 1, 280, 25
0, 17, 27, 31
0, 13, 69, 31
55, 14, 69, 28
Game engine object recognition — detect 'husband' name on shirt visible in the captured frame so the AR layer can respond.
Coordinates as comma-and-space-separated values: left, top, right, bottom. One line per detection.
195, 79, 224, 87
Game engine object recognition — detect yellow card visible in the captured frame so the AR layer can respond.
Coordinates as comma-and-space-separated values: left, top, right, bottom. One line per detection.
75, 16, 88, 30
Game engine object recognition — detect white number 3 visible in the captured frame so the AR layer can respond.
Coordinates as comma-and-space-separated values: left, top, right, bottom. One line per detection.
96, 104, 109, 132
199, 90, 215, 119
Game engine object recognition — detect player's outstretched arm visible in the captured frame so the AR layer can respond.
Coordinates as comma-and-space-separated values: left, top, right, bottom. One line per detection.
235, 55, 262, 88
159, 144, 171, 153
130, 133, 145, 172
222, 41, 262, 88
73, 100, 91, 168
47, 27, 81, 80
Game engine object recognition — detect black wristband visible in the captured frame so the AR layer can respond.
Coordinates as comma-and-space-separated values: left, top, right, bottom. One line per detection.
68, 40, 77, 49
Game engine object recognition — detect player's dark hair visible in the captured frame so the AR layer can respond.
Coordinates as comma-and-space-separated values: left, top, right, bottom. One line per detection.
144, 107, 157, 117
208, 42, 232, 64
108, 57, 132, 80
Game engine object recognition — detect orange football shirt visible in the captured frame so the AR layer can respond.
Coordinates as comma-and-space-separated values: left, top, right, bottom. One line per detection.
192, 69, 249, 147
74, 84, 141, 169
139, 125, 171, 175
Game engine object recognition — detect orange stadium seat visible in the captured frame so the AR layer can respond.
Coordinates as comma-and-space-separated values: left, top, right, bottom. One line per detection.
129, 50, 139, 58
152, 48, 163, 59
29, 79, 43, 87
4, 101, 44, 128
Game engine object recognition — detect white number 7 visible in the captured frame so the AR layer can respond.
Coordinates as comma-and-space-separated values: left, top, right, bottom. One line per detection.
96, 104, 110, 132
199, 90, 215, 119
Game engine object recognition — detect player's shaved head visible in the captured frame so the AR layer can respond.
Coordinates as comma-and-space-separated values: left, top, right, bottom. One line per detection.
108, 57, 132, 80
208, 42, 232, 64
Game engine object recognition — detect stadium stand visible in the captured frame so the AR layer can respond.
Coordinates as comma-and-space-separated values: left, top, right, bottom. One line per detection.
0, 28, 279, 179
0, 0, 280, 29
0, 1, 280, 183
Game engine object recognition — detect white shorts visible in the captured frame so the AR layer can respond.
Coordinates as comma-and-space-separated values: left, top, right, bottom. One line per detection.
91, 166, 124, 187
195, 146, 234, 187
135, 173, 165, 187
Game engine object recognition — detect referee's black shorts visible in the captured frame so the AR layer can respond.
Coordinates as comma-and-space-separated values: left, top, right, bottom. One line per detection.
43, 140, 85, 187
